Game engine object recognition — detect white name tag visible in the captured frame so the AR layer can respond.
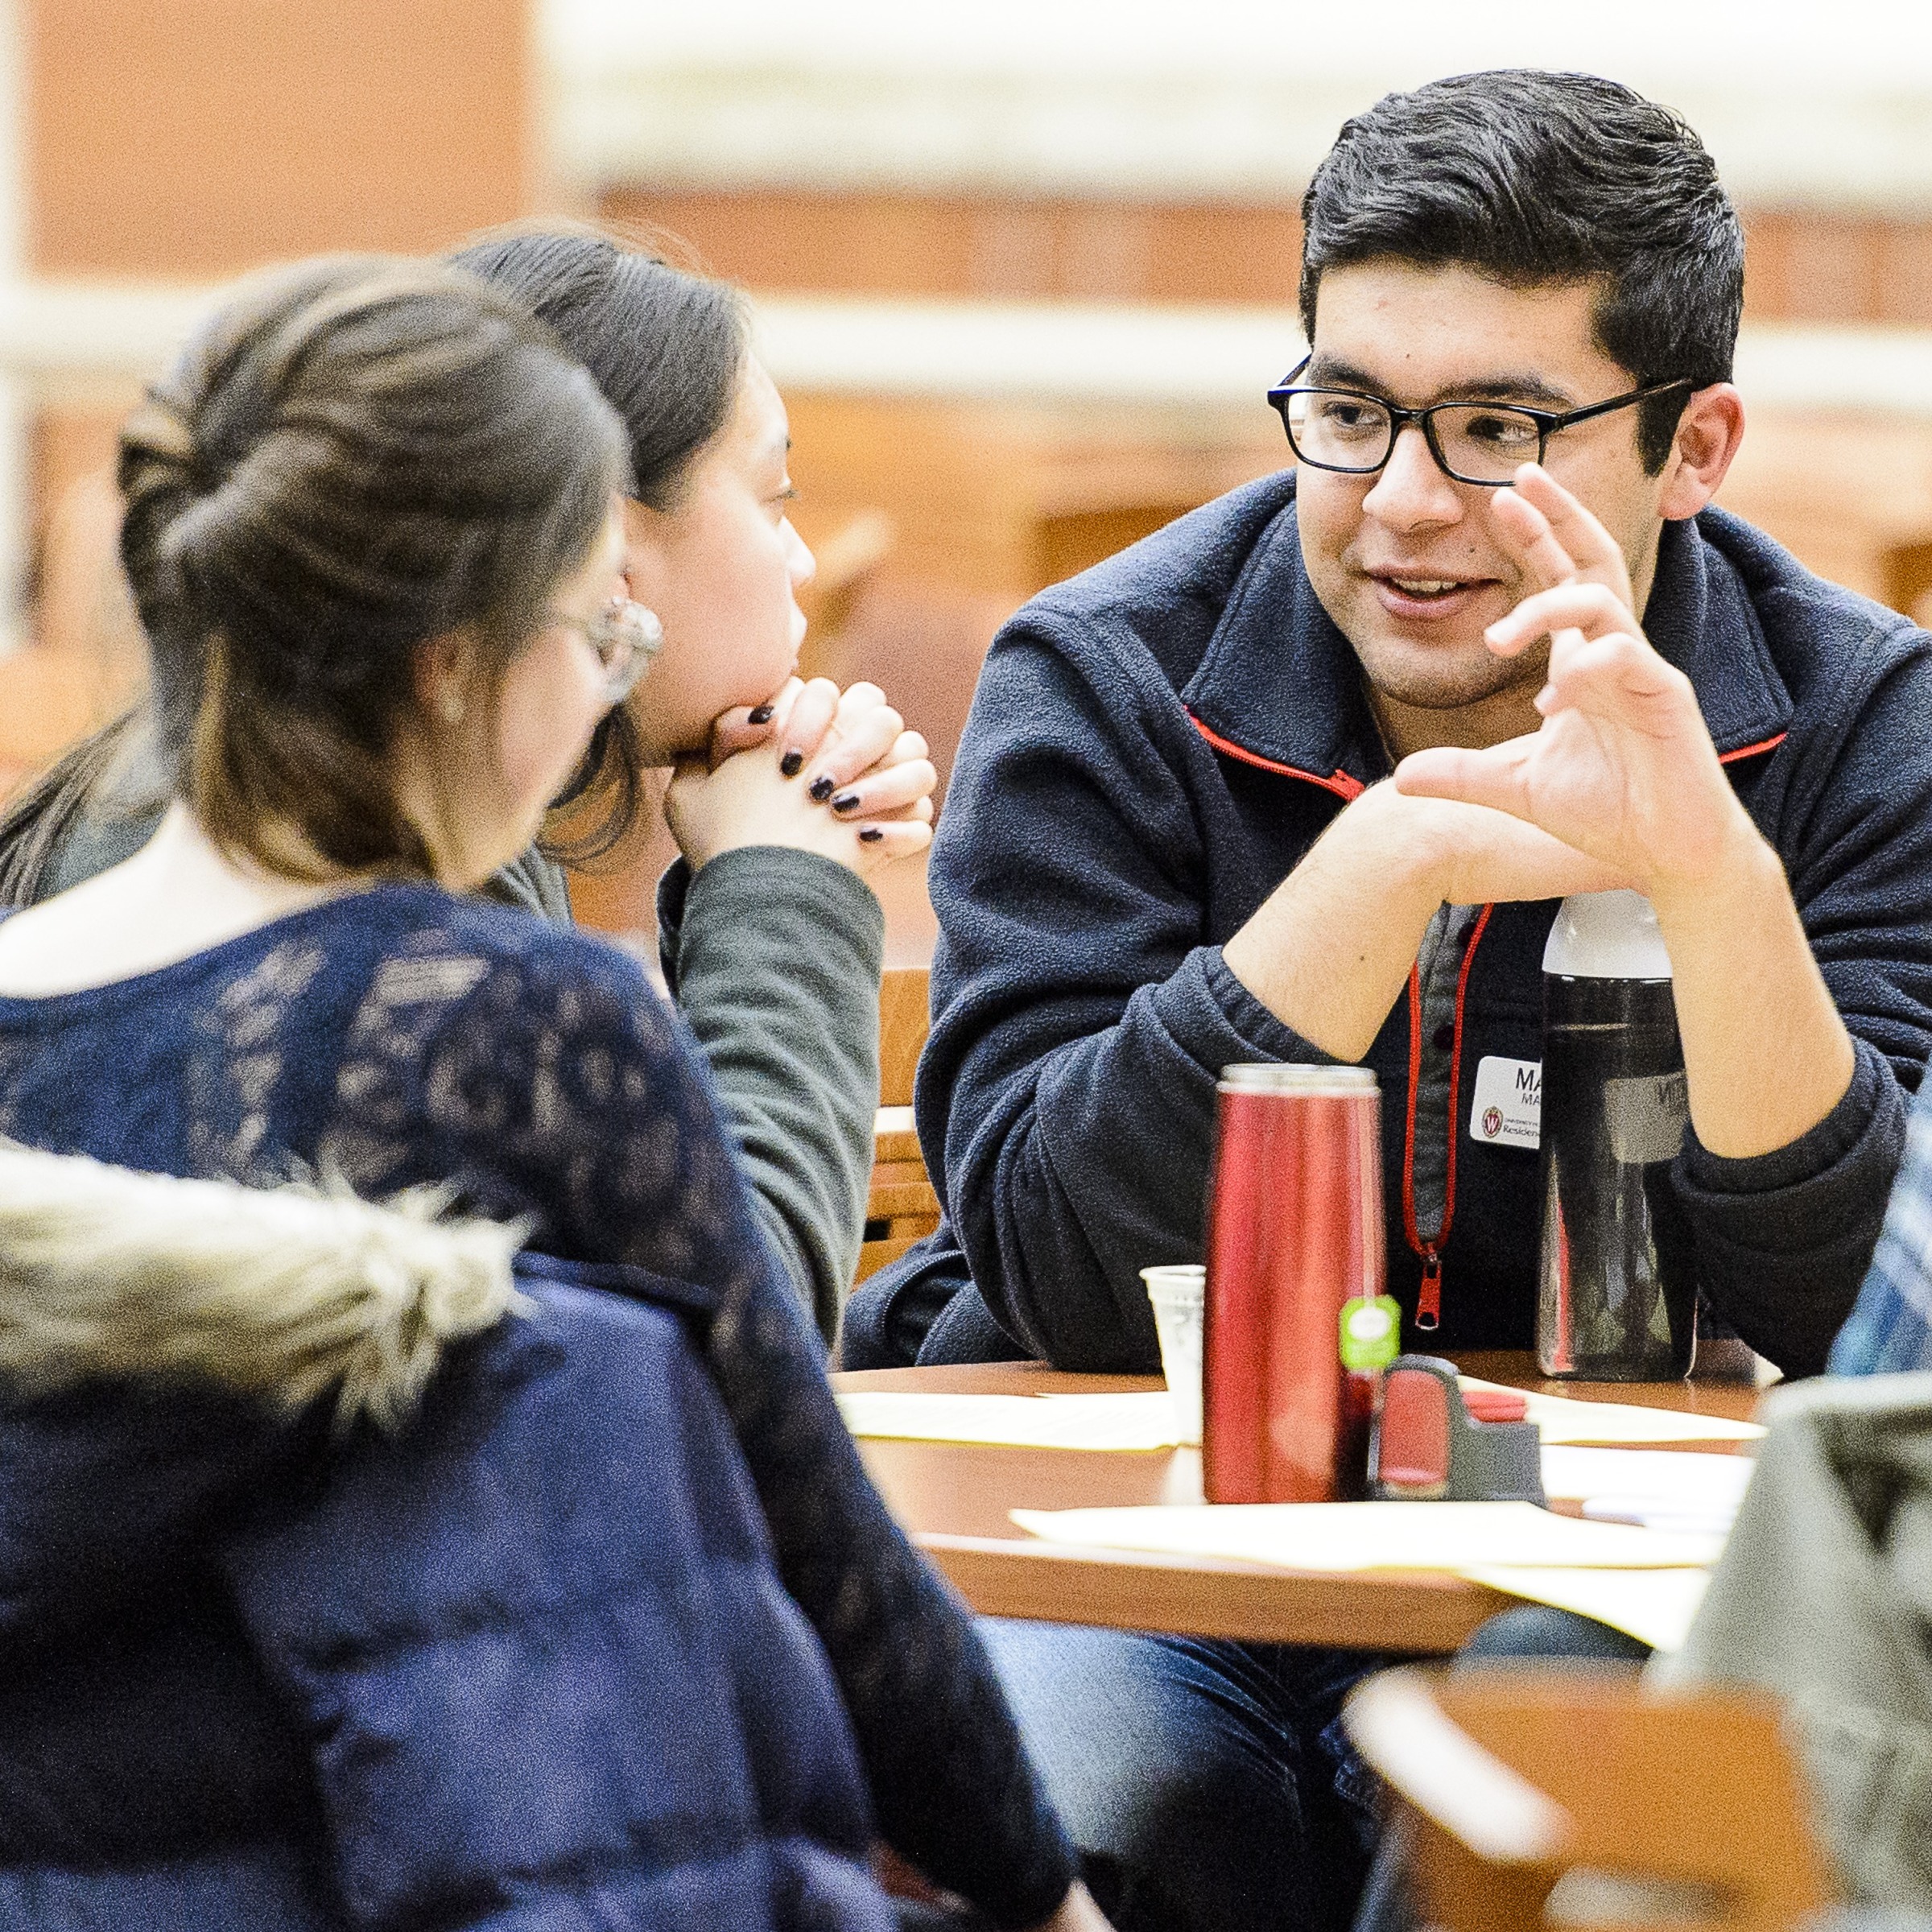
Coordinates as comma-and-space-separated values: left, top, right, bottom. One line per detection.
1470, 1055, 1542, 1150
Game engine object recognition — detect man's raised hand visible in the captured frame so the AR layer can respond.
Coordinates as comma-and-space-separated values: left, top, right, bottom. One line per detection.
1393, 463, 1755, 898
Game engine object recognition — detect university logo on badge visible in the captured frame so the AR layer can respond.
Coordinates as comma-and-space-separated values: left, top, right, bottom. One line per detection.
1469, 1058, 1541, 1150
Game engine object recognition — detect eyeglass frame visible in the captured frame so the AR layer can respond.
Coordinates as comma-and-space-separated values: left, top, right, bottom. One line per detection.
1265, 357, 1695, 487
548, 596, 663, 705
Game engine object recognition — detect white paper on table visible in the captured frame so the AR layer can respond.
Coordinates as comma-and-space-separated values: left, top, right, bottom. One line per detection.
1463, 1377, 1765, 1444
1010, 1501, 1725, 1571
838, 1381, 1761, 1454
1541, 1446, 1756, 1520
1579, 1503, 1738, 1536
836, 1389, 1183, 1452
1460, 1565, 1713, 1653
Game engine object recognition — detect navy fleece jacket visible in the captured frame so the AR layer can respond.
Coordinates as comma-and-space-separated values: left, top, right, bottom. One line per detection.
852, 474, 1932, 1379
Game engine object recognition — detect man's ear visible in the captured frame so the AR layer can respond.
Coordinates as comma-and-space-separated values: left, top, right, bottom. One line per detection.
1657, 382, 1746, 520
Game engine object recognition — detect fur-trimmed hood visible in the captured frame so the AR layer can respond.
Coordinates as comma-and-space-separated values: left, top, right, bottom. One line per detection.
0, 1148, 891, 1932
0, 1143, 529, 1428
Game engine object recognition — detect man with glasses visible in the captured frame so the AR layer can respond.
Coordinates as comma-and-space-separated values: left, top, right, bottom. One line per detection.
844, 68, 1932, 1932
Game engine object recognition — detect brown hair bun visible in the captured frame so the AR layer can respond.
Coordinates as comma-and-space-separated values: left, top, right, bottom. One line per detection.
120, 254, 627, 879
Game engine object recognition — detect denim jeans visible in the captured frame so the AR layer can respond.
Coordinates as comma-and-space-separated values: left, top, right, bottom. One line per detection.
979, 1620, 1392, 1932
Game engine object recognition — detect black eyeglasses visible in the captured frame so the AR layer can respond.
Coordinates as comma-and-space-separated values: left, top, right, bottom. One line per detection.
1267, 357, 1692, 487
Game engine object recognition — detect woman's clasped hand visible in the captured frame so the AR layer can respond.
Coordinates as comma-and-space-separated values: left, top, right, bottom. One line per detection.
668, 675, 939, 874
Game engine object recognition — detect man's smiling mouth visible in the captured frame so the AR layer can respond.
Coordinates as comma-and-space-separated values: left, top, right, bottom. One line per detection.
1369, 569, 1493, 601
1360, 568, 1504, 621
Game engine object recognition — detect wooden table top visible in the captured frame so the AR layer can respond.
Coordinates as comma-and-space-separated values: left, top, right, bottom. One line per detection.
831, 1352, 1765, 1654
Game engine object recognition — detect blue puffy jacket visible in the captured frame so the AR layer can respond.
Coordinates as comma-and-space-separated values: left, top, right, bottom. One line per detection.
0, 1154, 894, 1930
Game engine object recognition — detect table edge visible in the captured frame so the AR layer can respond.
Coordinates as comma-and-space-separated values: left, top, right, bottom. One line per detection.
918, 1533, 1513, 1653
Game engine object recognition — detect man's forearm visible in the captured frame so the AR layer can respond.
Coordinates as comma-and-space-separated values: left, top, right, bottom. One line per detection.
1220, 782, 1628, 1061
1221, 786, 1443, 1062
1652, 825, 1856, 1160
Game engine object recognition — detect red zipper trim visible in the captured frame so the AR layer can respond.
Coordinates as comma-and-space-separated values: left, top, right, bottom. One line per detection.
1186, 708, 1782, 788
1186, 711, 1366, 800
1400, 964, 1428, 1315
1400, 903, 1494, 1331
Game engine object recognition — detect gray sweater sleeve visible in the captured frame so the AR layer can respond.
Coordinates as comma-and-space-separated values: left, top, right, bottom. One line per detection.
658, 848, 885, 1344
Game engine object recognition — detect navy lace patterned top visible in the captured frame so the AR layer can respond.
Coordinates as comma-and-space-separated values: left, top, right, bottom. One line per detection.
0, 883, 1074, 1927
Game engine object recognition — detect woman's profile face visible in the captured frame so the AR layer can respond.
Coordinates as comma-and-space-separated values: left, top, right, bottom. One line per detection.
619, 357, 816, 763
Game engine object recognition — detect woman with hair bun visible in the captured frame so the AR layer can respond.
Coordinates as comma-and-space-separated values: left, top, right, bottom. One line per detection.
0, 225, 936, 1343
0, 258, 1107, 1932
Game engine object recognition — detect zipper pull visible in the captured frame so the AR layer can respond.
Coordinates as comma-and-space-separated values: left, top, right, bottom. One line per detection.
1415, 1252, 1442, 1332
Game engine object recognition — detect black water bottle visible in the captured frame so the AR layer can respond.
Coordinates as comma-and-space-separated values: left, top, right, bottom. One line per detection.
1535, 891, 1697, 1381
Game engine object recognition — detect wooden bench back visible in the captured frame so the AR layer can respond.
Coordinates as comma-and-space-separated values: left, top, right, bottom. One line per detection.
859, 967, 939, 1285
877, 966, 931, 1111
1347, 1666, 1835, 1932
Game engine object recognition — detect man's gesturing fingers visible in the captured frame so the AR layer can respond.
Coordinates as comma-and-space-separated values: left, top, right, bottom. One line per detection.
1488, 580, 1635, 656
1537, 628, 1692, 731
1381, 772, 1636, 904
1504, 464, 1637, 605
1489, 484, 1582, 594
1393, 741, 1532, 819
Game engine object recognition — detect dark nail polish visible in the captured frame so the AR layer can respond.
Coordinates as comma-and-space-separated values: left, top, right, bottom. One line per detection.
808, 774, 836, 802
779, 750, 803, 778
830, 791, 861, 813
748, 704, 774, 725
859, 826, 885, 843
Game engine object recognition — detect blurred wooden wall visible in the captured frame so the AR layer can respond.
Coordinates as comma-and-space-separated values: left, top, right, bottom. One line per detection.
0, 0, 533, 795
27, 0, 530, 277
10, 36, 1932, 964
604, 189, 1305, 306
606, 186, 1932, 326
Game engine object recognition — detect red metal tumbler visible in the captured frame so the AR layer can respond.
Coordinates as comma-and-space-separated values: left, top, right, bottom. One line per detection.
1202, 1064, 1385, 1503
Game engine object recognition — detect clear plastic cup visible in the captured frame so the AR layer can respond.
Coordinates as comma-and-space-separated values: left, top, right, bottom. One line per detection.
1141, 1264, 1206, 1446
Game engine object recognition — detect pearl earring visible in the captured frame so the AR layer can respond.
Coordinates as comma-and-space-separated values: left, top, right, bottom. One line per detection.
438, 690, 466, 725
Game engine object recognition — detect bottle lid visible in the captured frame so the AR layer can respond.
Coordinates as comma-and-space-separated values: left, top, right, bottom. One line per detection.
1219, 1063, 1378, 1095
1541, 890, 1674, 981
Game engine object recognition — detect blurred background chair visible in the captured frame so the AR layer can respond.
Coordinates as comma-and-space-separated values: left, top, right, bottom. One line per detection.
861, 966, 938, 1284
0, 466, 143, 795
1344, 1665, 1835, 1932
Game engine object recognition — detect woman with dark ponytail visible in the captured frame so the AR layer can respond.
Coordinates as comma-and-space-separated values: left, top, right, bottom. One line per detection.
0, 257, 1105, 1931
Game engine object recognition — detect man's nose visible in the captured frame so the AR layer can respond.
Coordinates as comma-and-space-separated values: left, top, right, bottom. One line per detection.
1360, 422, 1466, 531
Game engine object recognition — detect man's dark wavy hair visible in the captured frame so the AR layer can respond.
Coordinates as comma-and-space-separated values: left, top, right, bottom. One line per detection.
1298, 70, 1744, 473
